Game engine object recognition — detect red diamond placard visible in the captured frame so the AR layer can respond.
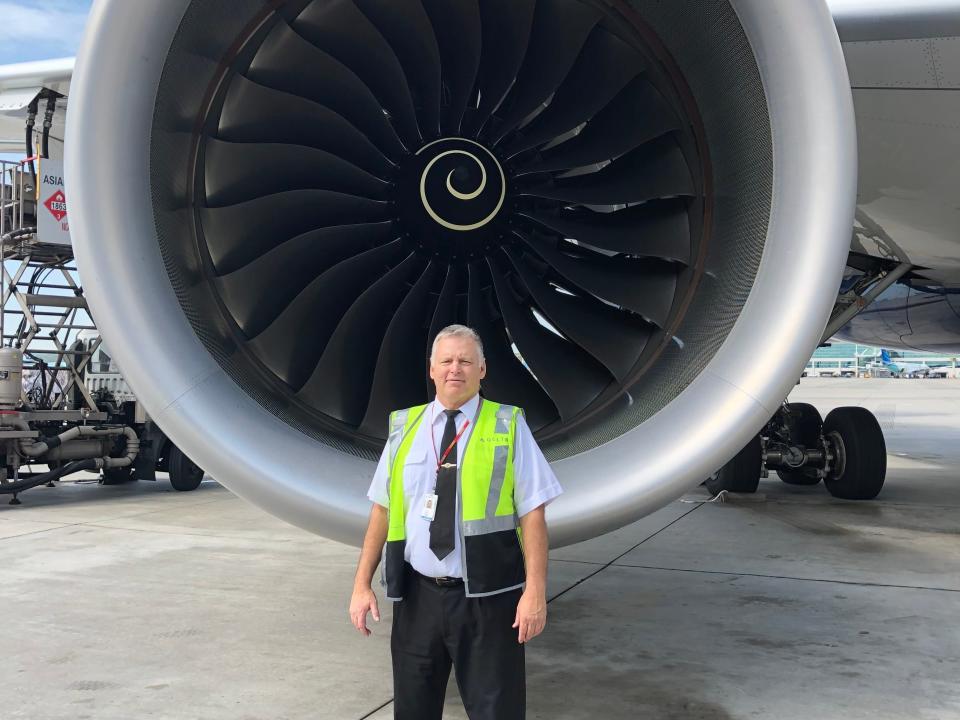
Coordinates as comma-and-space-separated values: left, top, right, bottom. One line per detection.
44, 190, 67, 222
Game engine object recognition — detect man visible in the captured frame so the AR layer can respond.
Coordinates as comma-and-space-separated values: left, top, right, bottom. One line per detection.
349, 324, 562, 720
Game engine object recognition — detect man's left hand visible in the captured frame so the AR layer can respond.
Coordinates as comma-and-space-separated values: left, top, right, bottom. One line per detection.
512, 589, 547, 644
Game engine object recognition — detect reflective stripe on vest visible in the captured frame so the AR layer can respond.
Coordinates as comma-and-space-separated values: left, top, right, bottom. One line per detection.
383, 399, 526, 599
386, 404, 428, 542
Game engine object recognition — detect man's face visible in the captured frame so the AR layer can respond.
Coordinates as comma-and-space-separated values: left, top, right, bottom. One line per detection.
429, 336, 487, 408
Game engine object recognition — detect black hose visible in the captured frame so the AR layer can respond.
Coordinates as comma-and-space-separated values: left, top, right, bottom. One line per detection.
0, 459, 98, 495
25, 100, 37, 183
2, 227, 37, 242
41, 96, 57, 159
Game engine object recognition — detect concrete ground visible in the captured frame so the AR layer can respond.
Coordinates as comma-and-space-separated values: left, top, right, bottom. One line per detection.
1, 378, 958, 719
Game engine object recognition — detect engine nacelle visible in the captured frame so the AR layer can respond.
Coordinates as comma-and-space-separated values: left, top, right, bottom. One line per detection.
66, 0, 856, 546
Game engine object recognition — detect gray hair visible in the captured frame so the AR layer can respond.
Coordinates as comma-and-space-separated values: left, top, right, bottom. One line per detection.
430, 324, 485, 363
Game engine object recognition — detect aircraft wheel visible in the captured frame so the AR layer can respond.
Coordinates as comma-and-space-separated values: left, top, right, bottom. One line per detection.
777, 403, 822, 485
823, 407, 886, 500
169, 445, 205, 492
706, 435, 762, 495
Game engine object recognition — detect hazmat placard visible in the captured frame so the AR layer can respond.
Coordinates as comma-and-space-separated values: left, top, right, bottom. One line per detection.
37, 159, 72, 246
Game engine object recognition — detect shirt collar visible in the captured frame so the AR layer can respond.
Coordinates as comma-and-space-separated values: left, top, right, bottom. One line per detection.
431, 393, 480, 425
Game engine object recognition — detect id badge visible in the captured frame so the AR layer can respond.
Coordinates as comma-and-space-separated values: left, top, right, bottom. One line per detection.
420, 493, 438, 521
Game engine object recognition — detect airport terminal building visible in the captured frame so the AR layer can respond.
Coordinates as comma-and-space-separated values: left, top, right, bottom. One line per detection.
808, 342, 959, 378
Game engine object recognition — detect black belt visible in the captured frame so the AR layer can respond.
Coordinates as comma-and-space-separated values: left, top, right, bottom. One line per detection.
413, 569, 463, 587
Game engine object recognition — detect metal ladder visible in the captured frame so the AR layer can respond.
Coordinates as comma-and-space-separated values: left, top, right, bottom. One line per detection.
1, 158, 99, 412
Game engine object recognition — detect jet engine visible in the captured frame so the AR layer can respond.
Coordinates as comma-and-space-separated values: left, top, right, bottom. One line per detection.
65, 0, 856, 546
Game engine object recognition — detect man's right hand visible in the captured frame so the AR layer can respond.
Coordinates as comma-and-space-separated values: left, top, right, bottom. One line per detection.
349, 585, 381, 637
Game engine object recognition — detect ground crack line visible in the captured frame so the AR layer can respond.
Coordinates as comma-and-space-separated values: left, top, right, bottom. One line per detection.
547, 504, 704, 604
599, 561, 960, 594
358, 697, 394, 719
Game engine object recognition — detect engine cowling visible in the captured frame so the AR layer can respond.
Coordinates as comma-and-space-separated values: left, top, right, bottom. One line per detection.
66, 0, 856, 546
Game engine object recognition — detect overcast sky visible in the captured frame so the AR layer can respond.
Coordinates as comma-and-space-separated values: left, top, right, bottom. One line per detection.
0, 0, 92, 65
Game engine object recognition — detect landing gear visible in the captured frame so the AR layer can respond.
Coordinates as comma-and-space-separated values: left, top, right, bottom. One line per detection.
706, 402, 886, 499
775, 403, 822, 486
168, 444, 204, 492
821, 407, 886, 500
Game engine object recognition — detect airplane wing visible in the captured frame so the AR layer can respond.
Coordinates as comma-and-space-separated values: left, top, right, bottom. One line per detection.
0, 57, 73, 156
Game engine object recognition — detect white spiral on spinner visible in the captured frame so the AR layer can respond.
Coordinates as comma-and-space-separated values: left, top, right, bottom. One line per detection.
418, 140, 506, 232
444, 151, 487, 200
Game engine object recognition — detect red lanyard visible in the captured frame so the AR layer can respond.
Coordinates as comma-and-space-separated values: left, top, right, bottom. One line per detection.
431, 407, 471, 471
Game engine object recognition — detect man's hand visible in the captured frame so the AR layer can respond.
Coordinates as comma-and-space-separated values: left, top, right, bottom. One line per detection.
349, 585, 381, 637
351, 504, 387, 637
512, 588, 546, 644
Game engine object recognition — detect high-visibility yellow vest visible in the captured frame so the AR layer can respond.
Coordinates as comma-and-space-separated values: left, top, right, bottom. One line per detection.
382, 399, 525, 599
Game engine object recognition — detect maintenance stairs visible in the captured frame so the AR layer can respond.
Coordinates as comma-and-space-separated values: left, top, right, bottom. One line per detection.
1, 157, 99, 413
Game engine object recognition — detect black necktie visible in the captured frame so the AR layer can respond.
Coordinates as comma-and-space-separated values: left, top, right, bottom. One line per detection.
430, 408, 459, 561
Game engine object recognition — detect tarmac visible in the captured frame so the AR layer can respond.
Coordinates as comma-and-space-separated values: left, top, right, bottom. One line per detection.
1, 378, 959, 719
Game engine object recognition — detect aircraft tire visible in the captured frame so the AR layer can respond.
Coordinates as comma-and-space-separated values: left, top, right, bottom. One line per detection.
706, 435, 762, 495
785, 402, 822, 444
822, 407, 886, 500
169, 445, 204, 492
777, 403, 822, 485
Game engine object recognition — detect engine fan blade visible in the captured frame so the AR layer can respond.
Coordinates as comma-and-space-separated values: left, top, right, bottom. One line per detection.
518, 231, 679, 327
293, 0, 422, 147
521, 198, 692, 264
247, 20, 406, 159
467, 0, 536, 135
421, 0, 482, 134
217, 74, 394, 178
517, 76, 679, 174
298, 252, 423, 425
428, 265, 460, 348
488, 256, 610, 422
466, 263, 558, 432
486, 0, 602, 145
353, 0, 442, 139
200, 190, 393, 275
502, 27, 645, 157
359, 261, 440, 436
215, 222, 397, 338
503, 247, 653, 382
203, 139, 390, 207
246, 240, 406, 390
518, 135, 694, 205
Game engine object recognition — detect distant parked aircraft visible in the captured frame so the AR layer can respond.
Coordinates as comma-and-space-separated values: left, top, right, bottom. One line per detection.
880, 349, 930, 378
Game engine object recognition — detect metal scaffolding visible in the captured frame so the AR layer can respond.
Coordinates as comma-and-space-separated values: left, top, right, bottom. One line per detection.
2, 157, 98, 412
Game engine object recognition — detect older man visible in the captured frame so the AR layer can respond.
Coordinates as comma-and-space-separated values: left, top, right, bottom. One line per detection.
349, 324, 562, 720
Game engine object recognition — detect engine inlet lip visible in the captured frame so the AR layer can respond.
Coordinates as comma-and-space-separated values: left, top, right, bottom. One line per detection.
68, 0, 856, 548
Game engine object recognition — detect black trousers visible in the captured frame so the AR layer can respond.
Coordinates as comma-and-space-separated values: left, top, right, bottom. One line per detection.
391, 565, 525, 720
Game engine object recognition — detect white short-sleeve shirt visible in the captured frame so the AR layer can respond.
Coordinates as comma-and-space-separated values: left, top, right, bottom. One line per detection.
367, 393, 562, 579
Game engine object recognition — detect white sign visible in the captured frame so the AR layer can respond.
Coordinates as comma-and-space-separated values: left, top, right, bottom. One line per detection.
37, 158, 72, 246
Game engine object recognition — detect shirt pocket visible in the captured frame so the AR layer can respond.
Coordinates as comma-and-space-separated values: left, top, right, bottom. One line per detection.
401, 446, 431, 497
